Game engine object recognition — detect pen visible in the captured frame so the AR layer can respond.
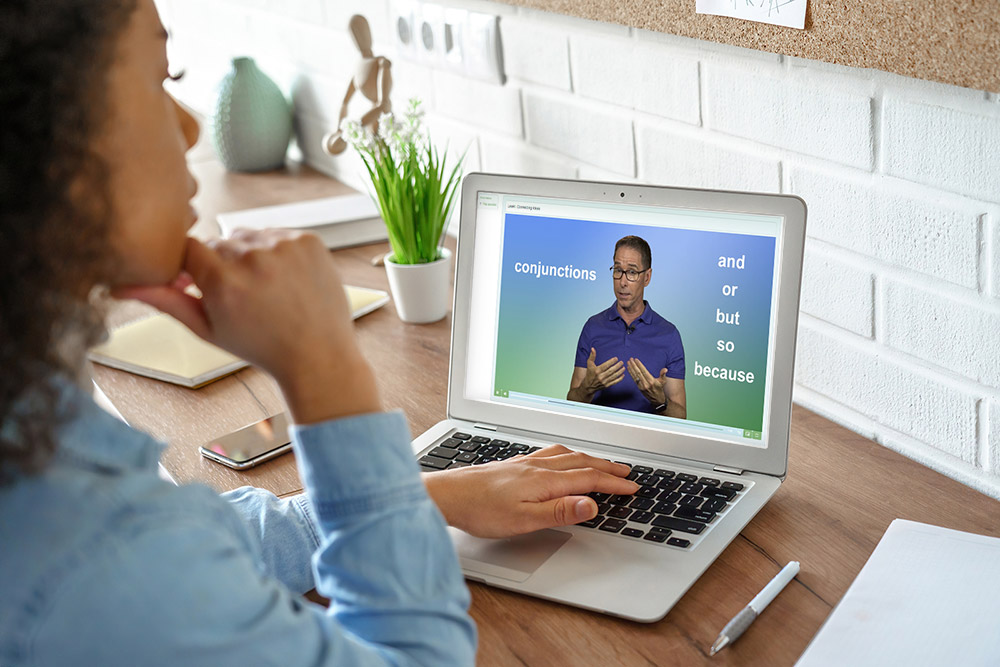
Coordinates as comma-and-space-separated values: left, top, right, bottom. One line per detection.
710, 561, 800, 656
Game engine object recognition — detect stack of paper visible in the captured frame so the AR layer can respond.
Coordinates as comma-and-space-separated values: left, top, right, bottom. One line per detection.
797, 519, 1000, 666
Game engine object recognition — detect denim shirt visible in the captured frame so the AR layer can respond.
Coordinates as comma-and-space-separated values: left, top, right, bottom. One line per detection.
0, 382, 476, 665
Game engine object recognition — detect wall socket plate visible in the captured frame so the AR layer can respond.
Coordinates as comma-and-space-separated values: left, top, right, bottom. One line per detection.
390, 0, 505, 85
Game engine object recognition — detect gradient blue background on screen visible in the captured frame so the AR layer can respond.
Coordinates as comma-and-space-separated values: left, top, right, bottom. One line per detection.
493, 213, 776, 432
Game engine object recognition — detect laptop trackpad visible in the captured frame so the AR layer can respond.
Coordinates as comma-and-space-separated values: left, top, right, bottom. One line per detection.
451, 528, 572, 583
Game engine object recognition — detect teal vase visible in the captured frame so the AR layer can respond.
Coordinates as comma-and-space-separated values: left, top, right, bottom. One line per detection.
211, 57, 292, 172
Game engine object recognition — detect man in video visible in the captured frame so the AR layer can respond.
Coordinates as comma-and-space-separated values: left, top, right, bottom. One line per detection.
567, 235, 687, 418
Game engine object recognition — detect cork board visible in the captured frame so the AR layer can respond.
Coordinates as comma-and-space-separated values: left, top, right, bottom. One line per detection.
494, 0, 1000, 93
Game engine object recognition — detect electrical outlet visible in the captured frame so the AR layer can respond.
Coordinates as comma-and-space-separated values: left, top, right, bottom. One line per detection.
390, 0, 417, 58
389, 0, 505, 85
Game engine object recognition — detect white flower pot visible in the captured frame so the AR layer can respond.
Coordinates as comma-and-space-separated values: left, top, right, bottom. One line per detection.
384, 248, 452, 324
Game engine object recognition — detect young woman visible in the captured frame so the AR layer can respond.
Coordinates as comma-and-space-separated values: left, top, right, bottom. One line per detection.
0, 1, 636, 663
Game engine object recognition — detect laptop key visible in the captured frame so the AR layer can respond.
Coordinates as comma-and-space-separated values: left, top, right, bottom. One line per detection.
652, 501, 678, 515
636, 474, 661, 486
674, 506, 716, 523
418, 455, 451, 470
458, 441, 481, 452
626, 469, 641, 481
636, 486, 659, 499
599, 518, 627, 533
680, 482, 704, 495
657, 490, 682, 503
654, 469, 675, 479
577, 515, 603, 528
702, 497, 728, 513
675, 473, 698, 482
629, 497, 655, 511
630, 510, 654, 524
649, 526, 671, 536
631, 465, 653, 474
479, 445, 500, 457
526, 446, 542, 453
702, 487, 737, 501
452, 432, 472, 440
447, 461, 472, 469
471, 436, 492, 444
722, 481, 745, 491
658, 478, 682, 492
455, 452, 478, 463
596, 502, 612, 515
608, 506, 632, 520
667, 537, 691, 548
651, 516, 706, 534
698, 477, 721, 487
428, 446, 458, 460
439, 438, 464, 449
610, 494, 634, 506
622, 528, 644, 538
491, 440, 510, 448
679, 494, 704, 508
474, 457, 496, 465
643, 531, 668, 543
589, 492, 610, 502
510, 443, 530, 452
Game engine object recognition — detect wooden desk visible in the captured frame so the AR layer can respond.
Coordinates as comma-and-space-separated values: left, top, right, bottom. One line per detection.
92, 161, 1000, 667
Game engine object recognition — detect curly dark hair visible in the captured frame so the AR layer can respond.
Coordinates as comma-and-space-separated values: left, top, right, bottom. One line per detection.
0, 0, 137, 480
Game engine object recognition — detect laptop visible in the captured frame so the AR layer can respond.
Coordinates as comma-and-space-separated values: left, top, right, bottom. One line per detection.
411, 173, 807, 622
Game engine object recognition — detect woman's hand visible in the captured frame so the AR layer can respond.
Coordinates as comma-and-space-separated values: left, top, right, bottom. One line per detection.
422, 445, 639, 538
112, 231, 379, 424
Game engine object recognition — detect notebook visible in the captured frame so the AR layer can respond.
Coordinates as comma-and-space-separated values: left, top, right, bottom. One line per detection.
216, 193, 387, 249
91, 286, 389, 388
410, 173, 806, 622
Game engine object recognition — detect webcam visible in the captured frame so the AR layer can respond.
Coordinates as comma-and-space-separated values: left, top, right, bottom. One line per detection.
620, 191, 625, 198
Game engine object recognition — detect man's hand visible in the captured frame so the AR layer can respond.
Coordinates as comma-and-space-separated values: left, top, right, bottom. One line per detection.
422, 445, 639, 538
567, 348, 625, 403
627, 357, 668, 408
584, 347, 625, 392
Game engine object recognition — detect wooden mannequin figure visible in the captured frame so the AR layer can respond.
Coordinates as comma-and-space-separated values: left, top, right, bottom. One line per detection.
323, 14, 393, 155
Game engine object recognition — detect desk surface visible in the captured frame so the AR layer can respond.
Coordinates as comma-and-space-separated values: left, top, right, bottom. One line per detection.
92, 159, 1000, 667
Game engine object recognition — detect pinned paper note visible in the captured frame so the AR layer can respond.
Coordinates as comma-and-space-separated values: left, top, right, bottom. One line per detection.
697, 0, 807, 30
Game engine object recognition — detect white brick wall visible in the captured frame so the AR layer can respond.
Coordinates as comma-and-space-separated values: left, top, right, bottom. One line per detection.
157, 0, 1000, 499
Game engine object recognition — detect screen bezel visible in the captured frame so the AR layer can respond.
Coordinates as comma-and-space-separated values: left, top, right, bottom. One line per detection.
447, 173, 806, 478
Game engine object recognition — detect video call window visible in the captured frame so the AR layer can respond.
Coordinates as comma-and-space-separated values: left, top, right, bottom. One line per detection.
476, 194, 782, 448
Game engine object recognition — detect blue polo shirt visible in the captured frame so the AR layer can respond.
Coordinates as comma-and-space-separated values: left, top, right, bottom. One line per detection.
574, 301, 685, 414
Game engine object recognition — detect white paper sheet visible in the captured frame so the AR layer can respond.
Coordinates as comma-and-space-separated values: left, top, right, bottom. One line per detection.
797, 519, 1000, 666
696, 0, 807, 30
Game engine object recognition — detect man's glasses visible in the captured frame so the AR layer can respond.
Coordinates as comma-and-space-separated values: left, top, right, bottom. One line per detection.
610, 267, 649, 282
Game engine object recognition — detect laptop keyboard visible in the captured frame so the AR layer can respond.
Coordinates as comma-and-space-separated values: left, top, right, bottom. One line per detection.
419, 431, 750, 550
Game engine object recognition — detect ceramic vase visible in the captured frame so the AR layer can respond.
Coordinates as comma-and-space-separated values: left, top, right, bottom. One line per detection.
384, 248, 452, 324
211, 57, 292, 172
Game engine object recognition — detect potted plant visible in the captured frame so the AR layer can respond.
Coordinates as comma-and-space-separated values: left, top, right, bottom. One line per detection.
343, 99, 463, 323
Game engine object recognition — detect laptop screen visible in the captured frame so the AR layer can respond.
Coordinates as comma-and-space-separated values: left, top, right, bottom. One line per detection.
464, 190, 783, 449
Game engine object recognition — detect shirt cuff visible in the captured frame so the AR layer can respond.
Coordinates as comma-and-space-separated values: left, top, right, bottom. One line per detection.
291, 411, 427, 525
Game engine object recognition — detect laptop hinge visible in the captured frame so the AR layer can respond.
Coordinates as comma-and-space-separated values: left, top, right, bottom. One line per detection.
472, 423, 498, 432
713, 464, 744, 475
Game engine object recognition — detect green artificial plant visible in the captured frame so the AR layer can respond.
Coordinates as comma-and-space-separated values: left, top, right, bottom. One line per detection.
343, 99, 463, 265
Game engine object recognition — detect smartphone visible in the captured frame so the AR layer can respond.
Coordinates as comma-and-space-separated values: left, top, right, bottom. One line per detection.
199, 413, 292, 470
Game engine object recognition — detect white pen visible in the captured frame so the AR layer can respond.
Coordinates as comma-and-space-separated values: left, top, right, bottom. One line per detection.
710, 561, 800, 656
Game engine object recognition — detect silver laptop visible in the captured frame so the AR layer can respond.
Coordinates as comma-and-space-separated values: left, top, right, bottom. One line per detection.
411, 173, 806, 622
